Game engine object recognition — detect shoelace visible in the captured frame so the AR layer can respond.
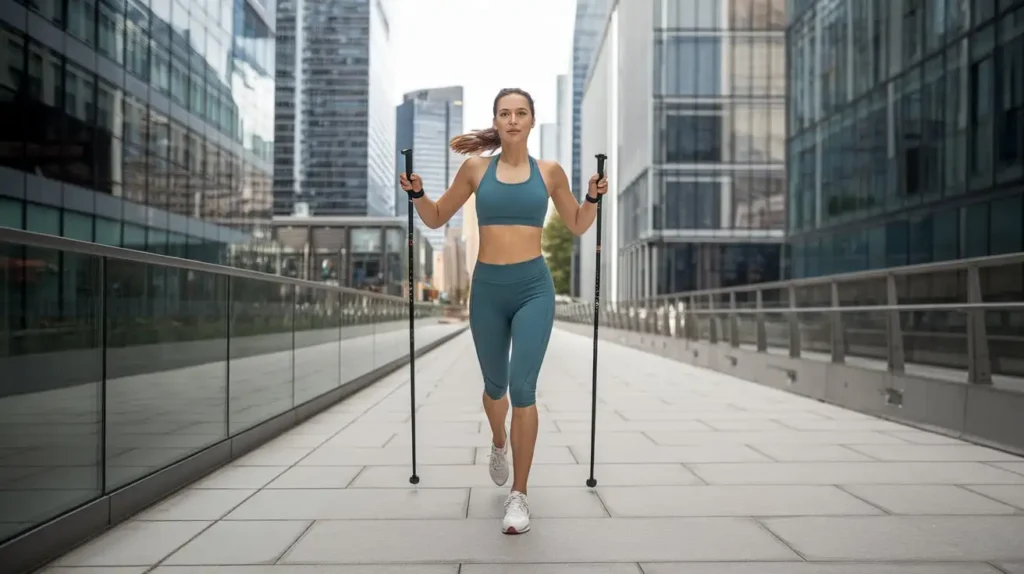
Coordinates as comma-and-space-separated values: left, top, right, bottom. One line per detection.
490, 444, 504, 471
504, 492, 529, 516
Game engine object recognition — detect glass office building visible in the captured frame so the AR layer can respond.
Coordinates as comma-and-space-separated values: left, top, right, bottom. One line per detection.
0, 0, 277, 264
787, 0, 1024, 278
394, 85, 464, 250
273, 0, 396, 218
582, 0, 786, 300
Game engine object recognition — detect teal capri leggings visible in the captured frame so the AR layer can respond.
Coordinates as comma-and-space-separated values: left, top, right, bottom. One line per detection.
469, 256, 555, 408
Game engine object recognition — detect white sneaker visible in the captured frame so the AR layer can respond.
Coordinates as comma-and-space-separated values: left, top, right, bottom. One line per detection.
488, 429, 509, 486
502, 490, 530, 534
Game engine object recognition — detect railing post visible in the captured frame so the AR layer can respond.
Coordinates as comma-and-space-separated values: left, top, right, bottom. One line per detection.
729, 292, 740, 348
886, 274, 905, 373
674, 298, 684, 338
755, 289, 767, 352
788, 286, 800, 358
686, 296, 697, 340
646, 298, 656, 333
966, 265, 992, 384
661, 300, 671, 335
830, 281, 845, 363
707, 294, 719, 344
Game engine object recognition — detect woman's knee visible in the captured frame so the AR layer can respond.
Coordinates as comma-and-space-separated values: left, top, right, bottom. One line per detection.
484, 378, 508, 402
508, 381, 537, 408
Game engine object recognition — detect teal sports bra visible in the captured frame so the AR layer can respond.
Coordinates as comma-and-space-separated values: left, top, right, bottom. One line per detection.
475, 154, 549, 228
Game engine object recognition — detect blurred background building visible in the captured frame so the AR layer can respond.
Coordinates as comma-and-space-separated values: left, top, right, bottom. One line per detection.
273, 0, 395, 218
394, 85, 465, 249
270, 215, 433, 299
578, 0, 787, 301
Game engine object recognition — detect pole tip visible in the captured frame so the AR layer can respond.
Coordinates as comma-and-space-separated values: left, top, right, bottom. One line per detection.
586, 477, 597, 488
409, 475, 420, 485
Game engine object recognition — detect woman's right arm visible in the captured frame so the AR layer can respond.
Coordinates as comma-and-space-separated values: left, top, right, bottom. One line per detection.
405, 157, 480, 229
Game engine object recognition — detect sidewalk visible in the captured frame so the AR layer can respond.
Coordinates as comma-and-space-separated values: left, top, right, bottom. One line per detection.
38, 326, 1024, 573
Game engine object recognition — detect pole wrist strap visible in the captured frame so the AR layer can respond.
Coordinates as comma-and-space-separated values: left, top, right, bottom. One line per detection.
407, 189, 425, 199
585, 193, 600, 204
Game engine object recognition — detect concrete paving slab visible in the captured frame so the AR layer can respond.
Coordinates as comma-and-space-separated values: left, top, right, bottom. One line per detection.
33, 328, 1024, 571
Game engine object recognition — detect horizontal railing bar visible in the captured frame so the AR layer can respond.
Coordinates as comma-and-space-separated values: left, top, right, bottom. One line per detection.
557, 302, 1024, 314
637, 251, 1024, 302
0, 227, 418, 304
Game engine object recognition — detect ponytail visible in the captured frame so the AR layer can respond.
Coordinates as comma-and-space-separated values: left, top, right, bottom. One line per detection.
450, 127, 502, 156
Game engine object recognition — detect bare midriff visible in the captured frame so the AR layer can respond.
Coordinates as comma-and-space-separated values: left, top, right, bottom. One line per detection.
477, 225, 543, 265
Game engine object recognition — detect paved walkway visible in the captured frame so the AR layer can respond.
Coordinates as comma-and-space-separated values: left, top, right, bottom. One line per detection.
40, 326, 1024, 573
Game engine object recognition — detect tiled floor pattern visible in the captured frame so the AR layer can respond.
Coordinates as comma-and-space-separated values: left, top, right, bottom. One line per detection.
35, 327, 1024, 573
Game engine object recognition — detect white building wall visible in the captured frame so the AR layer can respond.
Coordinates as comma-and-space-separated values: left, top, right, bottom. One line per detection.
579, 4, 619, 304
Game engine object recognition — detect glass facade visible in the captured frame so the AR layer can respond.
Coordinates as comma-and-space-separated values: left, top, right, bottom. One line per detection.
787, 0, 1024, 279
617, 0, 787, 297
394, 86, 464, 250
273, 0, 395, 218
271, 217, 434, 298
0, 0, 277, 265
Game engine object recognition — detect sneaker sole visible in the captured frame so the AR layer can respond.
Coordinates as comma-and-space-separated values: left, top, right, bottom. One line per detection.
502, 525, 530, 535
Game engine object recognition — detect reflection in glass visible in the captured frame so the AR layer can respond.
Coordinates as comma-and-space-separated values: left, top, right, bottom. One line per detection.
340, 292, 376, 385
229, 278, 293, 433
294, 287, 341, 404
0, 246, 102, 545
104, 261, 228, 489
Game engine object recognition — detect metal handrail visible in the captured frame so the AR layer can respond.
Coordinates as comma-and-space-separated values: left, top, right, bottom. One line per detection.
634, 251, 1024, 303
0, 227, 425, 305
615, 302, 1024, 315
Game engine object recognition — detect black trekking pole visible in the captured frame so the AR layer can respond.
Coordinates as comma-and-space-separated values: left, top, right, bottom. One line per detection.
401, 148, 420, 485
586, 152, 607, 489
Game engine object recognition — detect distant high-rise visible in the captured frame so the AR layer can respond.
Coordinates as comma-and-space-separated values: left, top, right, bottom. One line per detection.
274, 0, 395, 218
395, 86, 465, 250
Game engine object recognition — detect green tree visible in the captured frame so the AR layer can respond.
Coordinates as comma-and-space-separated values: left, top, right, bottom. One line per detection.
542, 214, 573, 294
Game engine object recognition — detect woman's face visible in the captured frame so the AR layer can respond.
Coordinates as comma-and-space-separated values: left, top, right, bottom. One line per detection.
493, 93, 534, 145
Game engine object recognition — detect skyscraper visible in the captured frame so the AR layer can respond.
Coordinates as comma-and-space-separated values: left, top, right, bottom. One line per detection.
580, 0, 787, 301
0, 0, 276, 267
788, 0, 1024, 278
273, 0, 395, 218
394, 86, 464, 250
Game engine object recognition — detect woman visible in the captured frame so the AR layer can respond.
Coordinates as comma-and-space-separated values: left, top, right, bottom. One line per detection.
399, 87, 607, 534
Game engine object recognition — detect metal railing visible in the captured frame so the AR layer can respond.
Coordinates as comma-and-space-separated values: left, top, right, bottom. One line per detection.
557, 252, 1024, 384
0, 226, 460, 553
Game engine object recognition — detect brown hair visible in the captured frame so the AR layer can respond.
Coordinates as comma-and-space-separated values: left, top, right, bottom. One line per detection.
449, 88, 536, 155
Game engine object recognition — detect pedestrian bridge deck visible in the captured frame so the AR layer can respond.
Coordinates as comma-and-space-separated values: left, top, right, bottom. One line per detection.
40, 326, 1024, 573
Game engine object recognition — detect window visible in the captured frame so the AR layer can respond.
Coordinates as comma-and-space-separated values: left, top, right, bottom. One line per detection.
655, 35, 721, 96
659, 0, 719, 29
26, 203, 60, 235
997, 16, 1024, 176
0, 198, 23, 229
126, 0, 150, 81
68, 0, 97, 46
64, 211, 94, 241
989, 195, 1023, 254
663, 114, 722, 163
95, 217, 122, 246
98, 0, 125, 64
665, 180, 721, 230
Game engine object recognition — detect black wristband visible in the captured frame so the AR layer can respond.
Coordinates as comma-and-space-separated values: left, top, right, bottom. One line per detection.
406, 188, 425, 199
585, 193, 600, 204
